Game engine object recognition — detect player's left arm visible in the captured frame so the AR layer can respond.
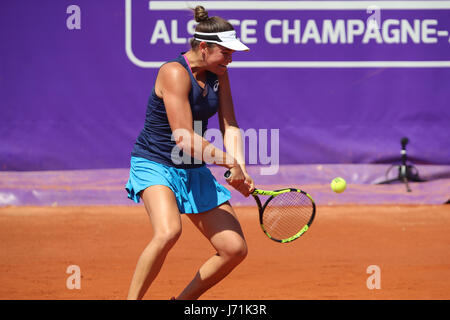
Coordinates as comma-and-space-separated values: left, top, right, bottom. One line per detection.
217, 70, 255, 192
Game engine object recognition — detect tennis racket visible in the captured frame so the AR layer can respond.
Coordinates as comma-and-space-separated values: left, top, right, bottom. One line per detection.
224, 170, 316, 243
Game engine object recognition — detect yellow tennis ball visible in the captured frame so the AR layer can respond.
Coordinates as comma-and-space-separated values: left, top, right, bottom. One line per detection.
331, 177, 347, 193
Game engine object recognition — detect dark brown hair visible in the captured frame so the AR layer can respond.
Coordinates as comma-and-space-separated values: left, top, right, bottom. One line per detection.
190, 6, 234, 49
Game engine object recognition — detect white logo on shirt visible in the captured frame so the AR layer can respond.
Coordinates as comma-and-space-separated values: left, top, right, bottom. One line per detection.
213, 80, 219, 92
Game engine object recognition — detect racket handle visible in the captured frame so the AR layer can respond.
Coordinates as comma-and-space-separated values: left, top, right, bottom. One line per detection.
225, 169, 257, 195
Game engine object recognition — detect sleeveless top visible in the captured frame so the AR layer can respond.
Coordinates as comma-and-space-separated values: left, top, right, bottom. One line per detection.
131, 53, 220, 169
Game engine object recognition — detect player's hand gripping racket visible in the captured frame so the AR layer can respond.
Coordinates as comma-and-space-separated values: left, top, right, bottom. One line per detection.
224, 170, 316, 243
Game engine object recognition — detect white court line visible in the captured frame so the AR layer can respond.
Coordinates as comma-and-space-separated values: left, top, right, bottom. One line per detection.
125, 0, 450, 68
149, 1, 450, 10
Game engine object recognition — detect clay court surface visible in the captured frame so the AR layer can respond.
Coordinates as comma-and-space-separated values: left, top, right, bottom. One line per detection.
0, 204, 449, 300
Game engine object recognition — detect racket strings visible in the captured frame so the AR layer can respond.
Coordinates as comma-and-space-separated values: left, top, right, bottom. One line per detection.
262, 192, 313, 241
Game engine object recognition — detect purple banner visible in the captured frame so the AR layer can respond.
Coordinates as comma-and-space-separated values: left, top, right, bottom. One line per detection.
131, 1, 450, 63
1, 0, 449, 171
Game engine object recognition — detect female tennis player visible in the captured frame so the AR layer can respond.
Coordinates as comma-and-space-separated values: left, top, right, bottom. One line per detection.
125, 6, 254, 300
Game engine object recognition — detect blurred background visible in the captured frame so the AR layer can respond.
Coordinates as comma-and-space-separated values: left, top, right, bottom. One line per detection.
1, 0, 449, 206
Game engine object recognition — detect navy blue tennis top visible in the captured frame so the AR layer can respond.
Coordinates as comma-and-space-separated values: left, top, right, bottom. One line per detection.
131, 53, 220, 169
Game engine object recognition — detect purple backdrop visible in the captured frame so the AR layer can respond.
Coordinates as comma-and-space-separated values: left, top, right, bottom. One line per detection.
1, 0, 449, 171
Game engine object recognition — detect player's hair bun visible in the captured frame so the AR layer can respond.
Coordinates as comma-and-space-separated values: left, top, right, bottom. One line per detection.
189, 6, 235, 49
194, 6, 209, 23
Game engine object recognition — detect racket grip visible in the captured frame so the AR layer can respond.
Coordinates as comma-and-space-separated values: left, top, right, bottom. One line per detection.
224, 170, 231, 179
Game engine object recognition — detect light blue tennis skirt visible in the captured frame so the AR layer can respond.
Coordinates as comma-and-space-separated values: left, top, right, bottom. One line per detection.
125, 156, 231, 214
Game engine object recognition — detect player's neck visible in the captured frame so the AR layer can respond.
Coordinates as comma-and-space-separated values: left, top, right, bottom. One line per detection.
184, 50, 206, 77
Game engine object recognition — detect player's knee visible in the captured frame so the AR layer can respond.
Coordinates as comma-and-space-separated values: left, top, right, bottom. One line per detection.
221, 238, 248, 263
154, 226, 182, 250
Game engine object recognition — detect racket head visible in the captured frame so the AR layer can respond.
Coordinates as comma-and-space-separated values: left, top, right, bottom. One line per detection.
253, 188, 316, 243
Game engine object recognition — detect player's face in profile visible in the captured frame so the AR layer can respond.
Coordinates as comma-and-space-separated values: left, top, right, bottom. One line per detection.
205, 45, 234, 75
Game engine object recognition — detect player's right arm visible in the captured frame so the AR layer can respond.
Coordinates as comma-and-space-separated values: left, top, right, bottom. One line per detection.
155, 63, 244, 179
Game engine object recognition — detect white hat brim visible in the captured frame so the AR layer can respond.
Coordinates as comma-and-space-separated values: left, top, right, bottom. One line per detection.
218, 39, 250, 51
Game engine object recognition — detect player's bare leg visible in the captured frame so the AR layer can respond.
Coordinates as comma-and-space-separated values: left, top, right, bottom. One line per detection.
175, 201, 247, 300
127, 186, 182, 300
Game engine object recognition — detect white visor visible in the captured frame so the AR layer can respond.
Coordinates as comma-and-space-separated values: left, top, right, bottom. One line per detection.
193, 30, 250, 51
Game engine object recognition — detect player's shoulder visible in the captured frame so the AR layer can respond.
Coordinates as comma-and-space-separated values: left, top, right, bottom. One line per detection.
156, 61, 190, 92
159, 61, 189, 80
